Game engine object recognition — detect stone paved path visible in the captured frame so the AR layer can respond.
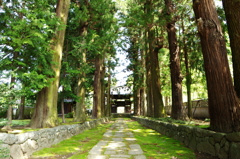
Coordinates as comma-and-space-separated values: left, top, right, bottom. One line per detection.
87, 118, 146, 159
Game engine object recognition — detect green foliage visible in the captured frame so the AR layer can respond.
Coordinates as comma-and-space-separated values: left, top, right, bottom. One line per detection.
0, 0, 60, 96
65, 112, 74, 118
59, 0, 119, 105
0, 140, 10, 158
0, 83, 22, 116
0, 119, 30, 127
16, 106, 34, 119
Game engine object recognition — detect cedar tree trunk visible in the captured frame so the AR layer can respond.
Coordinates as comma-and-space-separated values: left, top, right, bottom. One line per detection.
193, 0, 240, 133
222, 0, 240, 98
74, 18, 88, 122
30, 0, 70, 128
101, 65, 106, 117
182, 20, 192, 119
92, 54, 103, 118
18, 96, 25, 120
150, 35, 165, 118
106, 67, 111, 117
165, 0, 185, 120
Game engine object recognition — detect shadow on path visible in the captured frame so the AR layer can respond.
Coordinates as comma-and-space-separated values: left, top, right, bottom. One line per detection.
87, 118, 146, 159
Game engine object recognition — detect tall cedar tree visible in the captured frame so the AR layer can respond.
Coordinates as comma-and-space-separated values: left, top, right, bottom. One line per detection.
222, 0, 240, 98
192, 0, 240, 133
165, 0, 185, 120
182, 21, 192, 119
144, 0, 165, 117
93, 54, 104, 118
74, 1, 88, 123
151, 35, 165, 118
91, 0, 116, 118
144, 0, 153, 117
128, 36, 141, 115
30, 0, 70, 128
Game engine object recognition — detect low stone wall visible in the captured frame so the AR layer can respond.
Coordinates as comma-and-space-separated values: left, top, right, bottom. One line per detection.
112, 113, 132, 118
0, 118, 110, 159
132, 116, 240, 159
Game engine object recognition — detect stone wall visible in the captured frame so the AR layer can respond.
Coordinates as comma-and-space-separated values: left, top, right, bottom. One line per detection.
132, 116, 240, 159
0, 118, 110, 159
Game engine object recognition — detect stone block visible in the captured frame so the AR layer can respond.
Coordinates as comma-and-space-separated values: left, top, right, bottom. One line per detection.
184, 136, 190, 146
37, 137, 49, 148
134, 155, 147, 159
27, 131, 39, 140
215, 143, 221, 154
212, 133, 225, 143
202, 129, 215, 137
1, 134, 17, 145
218, 148, 228, 159
194, 128, 204, 137
104, 150, 116, 154
229, 142, 240, 159
110, 155, 130, 158
226, 132, 240, 142
129, 144, 143, 155
224, 141, 229, 152
209, 137, 215, 145
185, 125, 193, 133
88, 154, 106, 159
197, 141, 215, 156
16, 133, 29, 144
10, 144, 24, 159
21, 139, 38, 156
220, 137, 227, 147
89, 145, 102, 155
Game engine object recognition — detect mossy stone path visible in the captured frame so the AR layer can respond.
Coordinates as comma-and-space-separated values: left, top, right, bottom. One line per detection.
88, 118, 146, 159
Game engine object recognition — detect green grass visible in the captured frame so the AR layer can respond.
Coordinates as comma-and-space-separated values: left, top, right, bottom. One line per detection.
125, 119, 196, 159
31, 122, 113, 159
0, 118, 31, 127
0, 118, 77, 127
0, 118, 91, 133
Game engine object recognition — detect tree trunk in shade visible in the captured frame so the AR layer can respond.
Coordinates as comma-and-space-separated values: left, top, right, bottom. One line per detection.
193, 0, 240, 133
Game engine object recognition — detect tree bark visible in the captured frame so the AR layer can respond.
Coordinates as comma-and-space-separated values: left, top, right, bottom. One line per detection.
106, 67, 111, 117
222, 0, 240, 98
130, 37, 141, 116
74, 72, 87, 122
74, 13, 88, 122
150, 34, 165, 118
182, 20, 192, 119
92, 55, 103, 118
18, 96, 25, 120
61, 94, 66, 123
101, 65, 106, 117
140, 41, 147, 116
165, 0, 185, 120
184, 47, 192, 119
30, 0, 70, 128
193, 0, 240, 133
144, 0, 154, 117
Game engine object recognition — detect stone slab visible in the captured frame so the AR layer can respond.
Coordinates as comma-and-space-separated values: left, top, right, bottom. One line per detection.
88, 154, 106, 159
